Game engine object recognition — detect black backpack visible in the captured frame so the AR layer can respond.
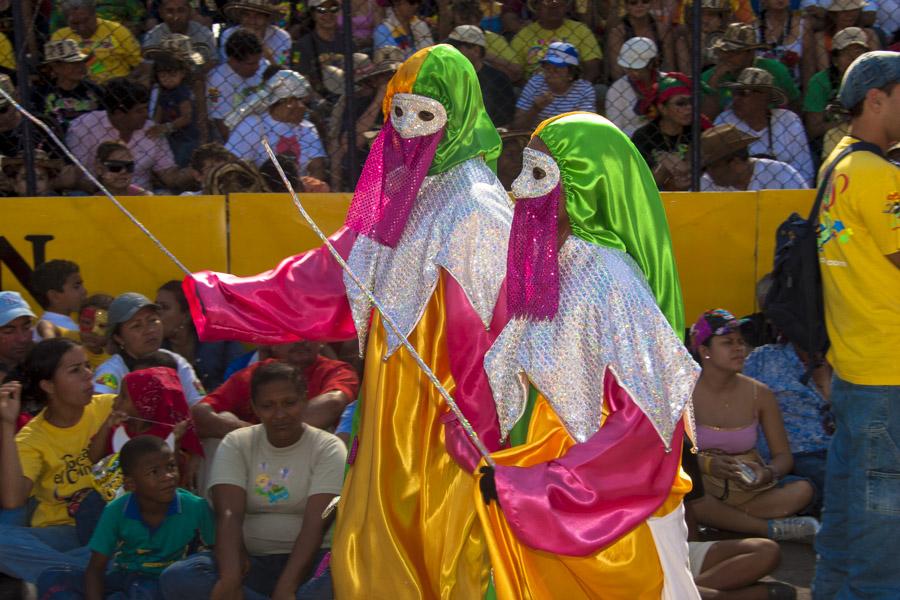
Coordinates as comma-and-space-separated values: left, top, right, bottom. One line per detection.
763, 141, 884, 379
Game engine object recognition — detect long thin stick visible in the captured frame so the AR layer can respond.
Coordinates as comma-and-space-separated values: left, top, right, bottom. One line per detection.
0, 88, 191, 276
262, 137, 496, 468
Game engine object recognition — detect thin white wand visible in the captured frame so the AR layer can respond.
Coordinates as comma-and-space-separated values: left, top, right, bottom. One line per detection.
261, 137, 496, 468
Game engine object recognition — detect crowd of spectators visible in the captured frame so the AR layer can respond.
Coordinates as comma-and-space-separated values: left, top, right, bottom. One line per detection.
0, 0, 896, 196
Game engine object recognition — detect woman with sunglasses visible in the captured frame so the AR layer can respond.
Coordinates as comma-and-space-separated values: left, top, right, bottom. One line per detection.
94, 141, 152, 196
607, 0, 687, 80
297, 0, 356, 98
632, 72, 700, 191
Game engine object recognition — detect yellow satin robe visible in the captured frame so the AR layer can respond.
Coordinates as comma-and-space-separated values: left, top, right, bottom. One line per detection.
475, 394, 691, 600
332, 273, 490, 599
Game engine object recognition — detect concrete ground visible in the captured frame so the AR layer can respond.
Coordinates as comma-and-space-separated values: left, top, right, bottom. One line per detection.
769, 541, 816, 600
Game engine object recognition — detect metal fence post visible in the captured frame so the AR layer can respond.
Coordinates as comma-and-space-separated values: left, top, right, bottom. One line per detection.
11, 0, 36, 196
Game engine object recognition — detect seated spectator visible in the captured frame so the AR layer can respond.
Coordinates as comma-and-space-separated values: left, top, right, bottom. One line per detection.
30, 259, 87, 336
160, 361, 345, 599
674, 0, 735, 75
143, 0, 217, 66
632, 72, 698, 191
374, 0, 435, 59
187, 143, 239, 189
743, 338, 833, 509
0, 292, 36, 384
219, 0, 292, 66
0, 339, 114, 583
33, 40, 104, 134
144, 35, 205, 168
297, 0, 354, 98
448, 26, 516, 127
512, 42, 596, 130
701, 124, 807, 190
802, 26, 869, 144
605, 37, 661, 137
51, 0, 141, 84
756, 0, 805, 83
69, 294, 114, 370
94, 141, 153, 196
702, 23, 801, 118
68, 78, 187, 192
226, 70, 328, 184
714, 67, 814, 185
449, 0, 522, 81
203, 159, 270, 194
93, 293, 204, 406
338, 0, 384, 49
156, 280, 245, 392
509, 0, 603, 82
803, 0, 880, 85
0, 150, 62, 197
608, 0, 686, 80
207, 29, 269, 141
192, 341, 359, 438
689, 309, 820, 542
36, 435, 215, 600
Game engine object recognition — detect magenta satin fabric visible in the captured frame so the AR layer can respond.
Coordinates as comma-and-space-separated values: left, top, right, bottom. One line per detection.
345, 120, 444, 248
441, 276, 509, 469
183, 227, 358, 344
493, 367, 685, 557
506, 184, 561, 321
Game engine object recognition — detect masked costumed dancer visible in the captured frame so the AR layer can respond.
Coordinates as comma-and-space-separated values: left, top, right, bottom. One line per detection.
181, 45, 511, 598
452, 112, 702, 599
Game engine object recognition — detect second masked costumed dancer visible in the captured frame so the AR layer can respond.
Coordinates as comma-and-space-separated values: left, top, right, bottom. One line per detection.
183, 46, 511, 598
453, 112, 702, 599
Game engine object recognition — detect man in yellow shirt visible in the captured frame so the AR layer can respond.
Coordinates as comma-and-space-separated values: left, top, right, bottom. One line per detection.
813, 50, 900, 600
51, 0, 141, 84
510, 0, 602, 82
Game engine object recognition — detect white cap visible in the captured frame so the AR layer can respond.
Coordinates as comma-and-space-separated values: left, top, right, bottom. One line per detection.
224, 70, 311, 130
617, 37, 658, 69
448, 25, 486, 48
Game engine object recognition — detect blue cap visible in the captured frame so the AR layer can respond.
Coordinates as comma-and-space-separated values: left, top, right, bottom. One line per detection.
541, 42, 580, 67
839, 50, 900, 109
0, 291, 36, 326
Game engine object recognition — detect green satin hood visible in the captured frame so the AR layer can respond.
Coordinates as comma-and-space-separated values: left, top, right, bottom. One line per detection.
384, 44, 501, 175
534, 112, 686, 337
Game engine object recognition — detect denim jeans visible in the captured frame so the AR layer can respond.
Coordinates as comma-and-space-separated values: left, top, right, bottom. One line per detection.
793, 449, 827, 515
813, 376, 900, 599
0, 524, 90, 583
159, 550, 333, 600
37, 566, 162, 600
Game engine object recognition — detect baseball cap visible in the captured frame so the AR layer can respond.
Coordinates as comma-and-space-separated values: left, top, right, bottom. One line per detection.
542, 42, 580, 67
689, 308, 749, 351
832, 27, 870, 51
0, 292, 36, 327
838, 50, 900, 109
107, 293, 159, 332
617, 37, 658, 69
448, 25, 486, 48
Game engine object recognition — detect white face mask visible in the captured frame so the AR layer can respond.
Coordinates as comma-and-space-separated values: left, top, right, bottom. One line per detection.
389, 93, 448, 139
511, 147, 561, 199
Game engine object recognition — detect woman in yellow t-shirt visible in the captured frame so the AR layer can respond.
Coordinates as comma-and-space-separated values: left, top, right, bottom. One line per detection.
0, 338, 118, 584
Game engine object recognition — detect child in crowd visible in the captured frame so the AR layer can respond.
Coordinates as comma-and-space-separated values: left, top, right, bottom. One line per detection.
37, 435, 215, 599
95, 141, 152, 197
30, 259, 87, 335
71, 294, 114, 370
145, 43, 203, 168
182, 143, 238, 195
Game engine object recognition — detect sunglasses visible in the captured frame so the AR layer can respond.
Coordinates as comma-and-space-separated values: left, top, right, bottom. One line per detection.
103, 160, 135, 173
314, 5, 340, 13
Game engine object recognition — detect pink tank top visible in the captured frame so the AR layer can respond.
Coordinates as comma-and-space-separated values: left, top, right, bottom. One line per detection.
696, 419, 759, 454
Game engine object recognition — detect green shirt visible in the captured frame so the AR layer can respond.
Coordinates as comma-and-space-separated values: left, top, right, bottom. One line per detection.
803, 69, 835, 113
89, 489, 216, 576
702, 57, 800, 109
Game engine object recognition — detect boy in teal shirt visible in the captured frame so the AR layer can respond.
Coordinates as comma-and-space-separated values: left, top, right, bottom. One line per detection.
37, 436, 215, 599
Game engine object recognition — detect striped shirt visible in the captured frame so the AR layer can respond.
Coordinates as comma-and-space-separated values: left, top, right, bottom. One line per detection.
516, 74, 596, 121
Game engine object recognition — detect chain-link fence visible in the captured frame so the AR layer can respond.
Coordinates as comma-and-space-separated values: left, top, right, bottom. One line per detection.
0, 0, 897, 197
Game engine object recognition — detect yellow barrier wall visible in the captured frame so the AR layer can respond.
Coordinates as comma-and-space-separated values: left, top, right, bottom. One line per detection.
1, 191, 812, 325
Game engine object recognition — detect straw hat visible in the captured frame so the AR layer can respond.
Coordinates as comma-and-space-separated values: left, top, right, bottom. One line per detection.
828, 0, 867, 11
832, 26, 870, 50
43, 39, 89, 64
701, 124, 760, 167
357, 46, 404, 82
722, 67, 789, 106
711, 23, 767, 52
448, 25, 487, 48
223, 0, 280, 22
143, 34, 206, 66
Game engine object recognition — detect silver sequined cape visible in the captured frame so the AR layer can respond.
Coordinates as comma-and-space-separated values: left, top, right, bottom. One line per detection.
345, 157, 513, 356
484, 237, 699, 448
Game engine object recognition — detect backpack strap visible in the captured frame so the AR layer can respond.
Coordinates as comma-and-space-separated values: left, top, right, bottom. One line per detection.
808, 140, 884, 223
